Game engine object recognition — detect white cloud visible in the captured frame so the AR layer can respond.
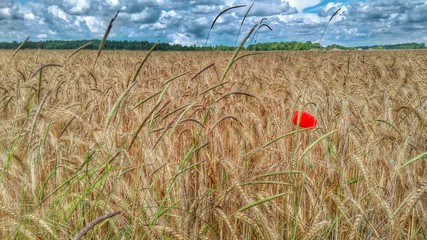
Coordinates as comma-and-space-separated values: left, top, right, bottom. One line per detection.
0, 3, 21, 20
166, 10, 177, 18
169, 33, 197, 46
76, 16, 104, 34
0, 8, 13, 18
224, 0, 234, 6
37, 33, 48, 38
64, 0, 91, 14
107, 0, 120, 7
287, 0, 321, 12
292, 13, 323, 24
319, 3, 347, 22
129, 11, 152, 22
151, 22, 167, 30
24, 12, 36, 20
48, 5, 70, 22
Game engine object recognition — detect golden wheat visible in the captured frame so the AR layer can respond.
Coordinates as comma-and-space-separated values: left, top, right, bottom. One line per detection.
0, 49, 426, 239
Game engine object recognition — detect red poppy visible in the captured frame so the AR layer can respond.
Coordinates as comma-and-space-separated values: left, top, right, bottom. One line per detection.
292, 111, 317, 128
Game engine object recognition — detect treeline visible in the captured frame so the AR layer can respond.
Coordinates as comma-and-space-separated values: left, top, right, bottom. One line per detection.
0, 39, 425, 51
246, 41, 322, 50
246, 42, 426, 50
357, 42, 426, 50
0, 39, 234, 51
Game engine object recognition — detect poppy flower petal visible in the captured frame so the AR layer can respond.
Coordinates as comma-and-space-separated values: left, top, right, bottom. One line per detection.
292, 111, 317, 128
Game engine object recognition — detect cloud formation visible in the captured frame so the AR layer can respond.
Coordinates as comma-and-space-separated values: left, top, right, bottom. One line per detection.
0, 0, 426, 47
0, 1, 24, 20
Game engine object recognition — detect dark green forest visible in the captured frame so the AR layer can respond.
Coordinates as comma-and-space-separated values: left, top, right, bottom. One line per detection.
357, 42, 426, 50
0, 39, 425, 51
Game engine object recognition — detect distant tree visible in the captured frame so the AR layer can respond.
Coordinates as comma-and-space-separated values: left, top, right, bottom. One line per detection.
0, 39, 425, 51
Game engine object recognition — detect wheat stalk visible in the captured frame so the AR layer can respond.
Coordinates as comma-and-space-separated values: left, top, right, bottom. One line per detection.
73, 210, 122, 240
393, 177, 427, 238
152, 225, 186, 240
10, 36, 30, 61
235, 212, 263, 238
348, 214, 363, 240
216, 208, 239, 240
93, 10, 120, 70
304, 220, 329, 240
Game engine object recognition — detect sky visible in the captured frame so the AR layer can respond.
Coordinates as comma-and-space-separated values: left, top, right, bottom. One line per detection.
0, 0, 426, 47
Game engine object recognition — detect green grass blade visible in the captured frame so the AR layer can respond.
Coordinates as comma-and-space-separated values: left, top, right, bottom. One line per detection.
235, 192, 290, 213
129, 42, 158, 86
244, 129, 308, 160
219, 23, 257, 83
206, 5, 246, 45
256, 171, 305, 178
299, 130, 337, 162
319, 7, 341, 45
68, 41, 93, 60
400, 151, 427, 168
375, 119, 401, 134
235, 2, 254, 46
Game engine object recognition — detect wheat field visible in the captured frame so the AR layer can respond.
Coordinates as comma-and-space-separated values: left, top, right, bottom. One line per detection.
0, 49, 426, 239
